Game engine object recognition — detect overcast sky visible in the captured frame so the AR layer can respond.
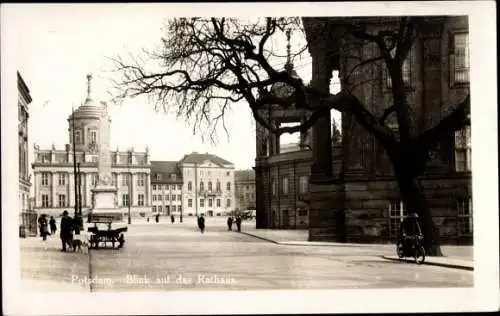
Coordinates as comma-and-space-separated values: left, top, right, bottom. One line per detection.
9, 4, 342, 170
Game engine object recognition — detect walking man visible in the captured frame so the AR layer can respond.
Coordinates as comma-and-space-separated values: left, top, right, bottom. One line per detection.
171, 214, 175, 224
49, 216, 57, 235
227, 216, 233, 231
197, 214, 205, 234
235, 216, 242, 232
60, 210, 74, 252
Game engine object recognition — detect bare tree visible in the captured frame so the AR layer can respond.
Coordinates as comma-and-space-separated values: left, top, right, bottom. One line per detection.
109, 17, 470, 255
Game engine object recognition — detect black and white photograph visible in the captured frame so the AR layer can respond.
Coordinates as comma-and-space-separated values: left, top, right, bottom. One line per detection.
1, 2, 498, 315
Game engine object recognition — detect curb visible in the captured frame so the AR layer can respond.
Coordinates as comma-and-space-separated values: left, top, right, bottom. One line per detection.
239, 232, 279, 244
381, 255, 474, 271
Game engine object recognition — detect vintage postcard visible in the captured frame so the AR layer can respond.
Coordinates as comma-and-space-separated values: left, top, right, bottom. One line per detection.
1, 1, 498, 315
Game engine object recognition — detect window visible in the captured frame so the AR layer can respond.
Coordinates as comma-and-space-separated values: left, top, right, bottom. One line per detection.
208, 181, 213, 191
165, 184, 169, 190
121, 174, 129, 186
208, 199, 213, 207
58, 194, 66, 207
153, 185, 157, 191
156, 173, 161, 180
188, 199, 193, 207
177, 185, 182, 190
152, 205, 157, 213
74, 130, 82, 144
112, 173, 117, 186
246, 185, 249, 190
246, 193, 250, 201
178, 205, 182, 213
122, 194, 129, 206
226, 171, 230, 176
41, 173, 49, 186
153, 195, 157, 201
177, 194, 181, 200
58, 173, 65, 186
226, 199, 231, 208
299, 176, 308, 194
172, 195, 176, 201
138, 194, 144, 206
90, 130, 97, 143
165, 206, 170, 213
272, 180, 277, 196
137, 174, 145, 186
388, 200, 405, 239
158, 205, 162, 213
226, 182, 231, 191
217, 199, 221, 207
457, 197, 473, 235
172, 205, 176, 212
200, 199, 205, 207
216, 181, 221, 191
159, 194, 164, 201
387, 44, 414, 88
188, 181, 192, 191
200, 181, 204, 191
298, 209, 308, 216
42, 194, 49, 207
451, 33, 470, 84
282, 177, 289, 195
454, 125, 471, 172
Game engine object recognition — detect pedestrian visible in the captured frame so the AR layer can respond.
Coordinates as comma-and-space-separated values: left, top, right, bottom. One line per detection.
197, 214, 205, 234
235, 216, 242, 232
49, 216, 57, 235
39, 215, 49, 241
171, 214, 175, 224
147, 217, 150, 223
155, 214, 159, 223
227, 216, 233, 231
60, 210, 74, 252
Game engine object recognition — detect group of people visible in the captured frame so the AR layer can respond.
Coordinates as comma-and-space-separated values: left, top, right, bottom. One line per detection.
37, 214, 57, 240
38, 210, 83, 252
227, 216, 242, 232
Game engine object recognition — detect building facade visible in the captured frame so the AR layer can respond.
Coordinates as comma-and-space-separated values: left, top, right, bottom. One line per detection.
18, 72, 37, 236
180, 152, 235, 217
256, 16, 472, 245
150, 161, 183, 217
32, 75, 152, 218
234, 169, 256, 212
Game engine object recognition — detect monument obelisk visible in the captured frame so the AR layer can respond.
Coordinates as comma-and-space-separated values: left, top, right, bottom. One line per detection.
88, 74, 125, 229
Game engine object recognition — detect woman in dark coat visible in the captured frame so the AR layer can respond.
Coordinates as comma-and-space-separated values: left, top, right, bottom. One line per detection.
38, 215, 49, 240
49, 216, 57, 235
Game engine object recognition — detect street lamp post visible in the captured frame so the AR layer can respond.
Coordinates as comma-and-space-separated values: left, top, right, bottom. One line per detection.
128, 168, 131, 224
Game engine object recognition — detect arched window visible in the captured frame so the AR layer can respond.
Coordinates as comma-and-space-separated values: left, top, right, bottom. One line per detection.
200, 181, 204, 191
208, 181, 212, 191
90, 130, 97, 143
188, 181, 192, 191
74, 130, 82, 144
216, 181, 221, 191
226, 182, 231, 191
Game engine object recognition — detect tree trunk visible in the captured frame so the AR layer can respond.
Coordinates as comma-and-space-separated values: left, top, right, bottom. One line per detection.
395, 167, 444, 256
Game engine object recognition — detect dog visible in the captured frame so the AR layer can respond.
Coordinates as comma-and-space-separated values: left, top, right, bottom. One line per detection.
71, 232, 89, 254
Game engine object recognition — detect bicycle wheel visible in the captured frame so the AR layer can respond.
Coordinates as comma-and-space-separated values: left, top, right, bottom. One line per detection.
414, 245, 426, 264
397, 243, 404, 258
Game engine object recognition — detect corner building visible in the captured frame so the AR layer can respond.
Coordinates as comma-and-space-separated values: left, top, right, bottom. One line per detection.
180, 152, 235, 217
256, 16, 472, 245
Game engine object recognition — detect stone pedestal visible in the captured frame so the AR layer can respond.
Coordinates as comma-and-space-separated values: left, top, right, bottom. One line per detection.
90, 185, 125, 230
308, 182, 345, 242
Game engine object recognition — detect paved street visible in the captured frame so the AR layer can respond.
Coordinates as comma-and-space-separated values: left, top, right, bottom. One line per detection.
20, 216, 473, 292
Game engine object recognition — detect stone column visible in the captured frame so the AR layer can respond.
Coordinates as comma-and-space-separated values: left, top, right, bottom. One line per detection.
130, 172, 135, 207
145, 173, 150, 206
51, 172, 57, 207
310, 47, 334, 181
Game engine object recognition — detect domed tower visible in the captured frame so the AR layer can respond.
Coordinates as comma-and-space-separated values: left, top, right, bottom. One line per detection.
67, 74, 109, 154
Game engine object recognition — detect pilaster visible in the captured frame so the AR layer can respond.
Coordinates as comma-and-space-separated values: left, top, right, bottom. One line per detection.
51, 172, 56, 207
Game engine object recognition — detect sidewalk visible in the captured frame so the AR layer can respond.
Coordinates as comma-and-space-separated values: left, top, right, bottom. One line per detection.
20, 235, 90, 292
239, 226, 474, 271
